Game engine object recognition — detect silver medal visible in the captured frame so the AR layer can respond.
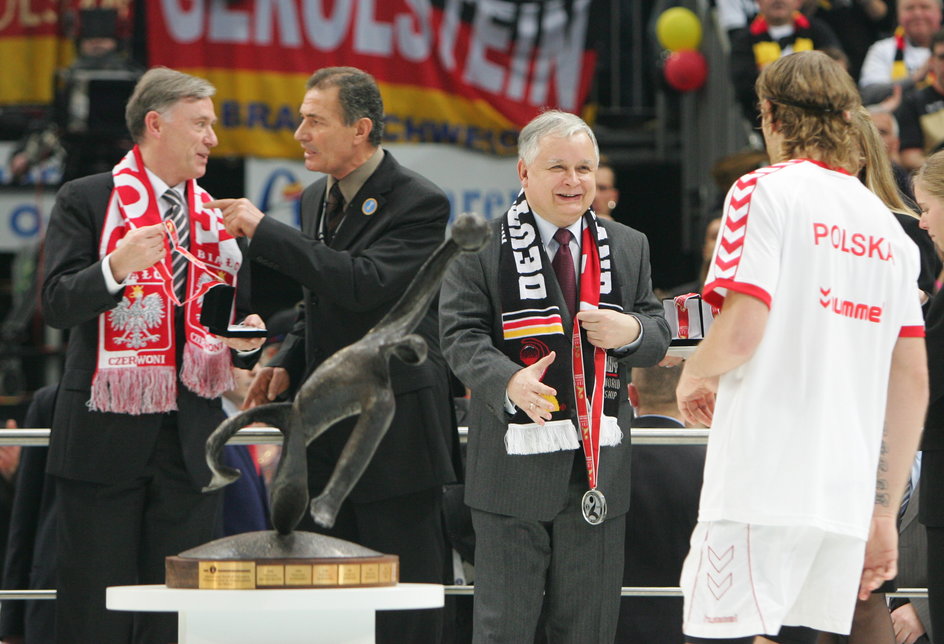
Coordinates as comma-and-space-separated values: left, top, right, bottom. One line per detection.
581, 489, 607, 525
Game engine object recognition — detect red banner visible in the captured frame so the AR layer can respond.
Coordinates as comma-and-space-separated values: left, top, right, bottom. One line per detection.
147, 0, 599, 157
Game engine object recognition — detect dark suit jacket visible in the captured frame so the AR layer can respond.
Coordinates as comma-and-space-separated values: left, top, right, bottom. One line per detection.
617, 414, 705, 644
42, 172, 252, 488
439, 216, 670, 521
922, 292, 944, 530
248, 150, 458, 503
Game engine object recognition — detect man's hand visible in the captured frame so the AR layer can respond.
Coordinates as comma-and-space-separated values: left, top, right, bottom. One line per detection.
216, 313, 266, 352
244, 366, 290, 409
676, 368, 717, 427
575, 309, 640, 349
891, 601, 927, 644
0, 421, 20, 483
109, 223, 167, 282
205, 198, 265, 238
506, 352, 558, 425
859, 514, 898, 600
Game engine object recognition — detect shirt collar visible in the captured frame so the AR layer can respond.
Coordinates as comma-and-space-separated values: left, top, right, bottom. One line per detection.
327, 147, 385, 205
145, 167, 186, 204
532, 210, 583, 251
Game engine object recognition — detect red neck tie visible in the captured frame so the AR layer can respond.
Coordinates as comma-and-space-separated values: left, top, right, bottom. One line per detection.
552, 227, 577, 317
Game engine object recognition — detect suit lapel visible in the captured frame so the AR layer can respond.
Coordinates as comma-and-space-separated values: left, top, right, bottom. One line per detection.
304, 180, 327, 239
330, 153, 396, 249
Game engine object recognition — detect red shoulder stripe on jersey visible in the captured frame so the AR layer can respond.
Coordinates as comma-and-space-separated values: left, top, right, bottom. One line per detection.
703, 278, 773, 310
899, 325, 926, 338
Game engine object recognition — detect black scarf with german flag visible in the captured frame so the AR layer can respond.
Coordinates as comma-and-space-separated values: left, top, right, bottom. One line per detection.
498, 191, 623, 455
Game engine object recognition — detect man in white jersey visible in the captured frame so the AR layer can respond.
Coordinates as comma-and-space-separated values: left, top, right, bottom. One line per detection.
676, 51, 929, 644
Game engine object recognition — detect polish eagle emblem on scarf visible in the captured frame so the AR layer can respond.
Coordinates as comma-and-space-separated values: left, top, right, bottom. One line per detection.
109, 285, 165, 349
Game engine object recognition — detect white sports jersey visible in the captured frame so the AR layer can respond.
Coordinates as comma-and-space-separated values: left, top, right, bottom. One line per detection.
700, 159, 925, 540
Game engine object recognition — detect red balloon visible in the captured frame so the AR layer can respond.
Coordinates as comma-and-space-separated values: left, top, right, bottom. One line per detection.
664, 50, 708, 92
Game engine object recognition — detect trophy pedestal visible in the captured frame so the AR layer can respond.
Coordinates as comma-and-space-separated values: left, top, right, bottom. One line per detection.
165, 530, 398, 589
106, 583, 444, 644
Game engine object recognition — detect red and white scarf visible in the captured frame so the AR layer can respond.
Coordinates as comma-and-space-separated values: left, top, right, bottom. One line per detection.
90, 146, 241, 415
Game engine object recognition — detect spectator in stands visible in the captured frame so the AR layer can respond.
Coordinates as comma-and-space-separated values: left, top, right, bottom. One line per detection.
806, 0, 893, 81
729, 0, 841, 123
866, 104, 919, 202
896, 29, 944, 170
616, 364, 705, 644
860, 0, 942, 104
592, 155, 619, 221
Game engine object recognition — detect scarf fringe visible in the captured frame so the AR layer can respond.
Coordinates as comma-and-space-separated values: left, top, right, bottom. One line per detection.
181, 343, 234, 400
89, 367, 177, 415
504, 416, 623, 455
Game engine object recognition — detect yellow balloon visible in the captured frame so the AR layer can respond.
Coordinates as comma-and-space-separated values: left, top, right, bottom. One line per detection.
656, 7, 702, 52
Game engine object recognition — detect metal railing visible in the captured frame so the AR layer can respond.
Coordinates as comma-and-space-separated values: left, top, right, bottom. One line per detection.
0, 427, 929, 602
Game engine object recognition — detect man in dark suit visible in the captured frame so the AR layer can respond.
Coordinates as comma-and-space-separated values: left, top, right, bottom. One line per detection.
212, 66, 457, 644
618, 364, 705, 644
439, 110, 670, 643
42, 68, 264, 644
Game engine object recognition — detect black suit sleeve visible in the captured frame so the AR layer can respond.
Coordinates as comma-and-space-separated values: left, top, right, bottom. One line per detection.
42, 178, 123, 330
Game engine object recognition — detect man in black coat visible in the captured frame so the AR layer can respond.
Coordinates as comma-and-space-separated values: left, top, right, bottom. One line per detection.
212, 66, 458, 644
42, 68, 264, 644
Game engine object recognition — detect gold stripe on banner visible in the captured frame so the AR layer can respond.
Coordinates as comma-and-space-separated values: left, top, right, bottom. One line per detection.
180, 68, 523, 159
380, 83, 519, 156
0, 36, 70, 104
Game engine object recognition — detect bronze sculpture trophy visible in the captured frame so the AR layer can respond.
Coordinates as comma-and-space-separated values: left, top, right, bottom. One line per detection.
165, 212, 489, 590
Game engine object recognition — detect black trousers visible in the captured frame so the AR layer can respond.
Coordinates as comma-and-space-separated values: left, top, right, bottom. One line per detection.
55, 421, 221, 644
927, 526, 944, 641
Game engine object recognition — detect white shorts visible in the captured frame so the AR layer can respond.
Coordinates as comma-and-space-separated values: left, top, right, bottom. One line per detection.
680, 521, 866, 639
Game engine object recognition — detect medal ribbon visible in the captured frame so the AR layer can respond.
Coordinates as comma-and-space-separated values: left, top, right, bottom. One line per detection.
162, 217, 225, 307
571, 224, 607, 490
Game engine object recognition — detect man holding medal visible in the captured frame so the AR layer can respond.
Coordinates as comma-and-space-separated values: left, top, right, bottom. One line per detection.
42, 68, 264, 644
439, 110, 670, 643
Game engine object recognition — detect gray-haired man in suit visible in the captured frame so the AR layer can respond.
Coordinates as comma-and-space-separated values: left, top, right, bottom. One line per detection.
439, 110, 670, 643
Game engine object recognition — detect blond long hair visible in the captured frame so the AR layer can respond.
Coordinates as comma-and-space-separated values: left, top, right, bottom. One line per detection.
853, 106, 918, 218
755, 52, 860, 172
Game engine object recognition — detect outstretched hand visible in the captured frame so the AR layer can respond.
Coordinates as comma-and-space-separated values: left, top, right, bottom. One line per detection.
506, 352, 558, 425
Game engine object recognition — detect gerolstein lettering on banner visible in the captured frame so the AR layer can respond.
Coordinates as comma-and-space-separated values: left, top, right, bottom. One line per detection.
156, 0, 592, 112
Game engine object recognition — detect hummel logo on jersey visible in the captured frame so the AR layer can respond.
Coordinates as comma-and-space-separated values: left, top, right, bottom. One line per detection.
818, 287, 882, 322
812, 223, 893, 261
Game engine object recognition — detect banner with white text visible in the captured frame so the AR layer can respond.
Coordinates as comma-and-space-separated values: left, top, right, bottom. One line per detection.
147, 0, 600, 157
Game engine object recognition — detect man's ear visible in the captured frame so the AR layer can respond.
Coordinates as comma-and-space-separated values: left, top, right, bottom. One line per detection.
353, 117, 373, 144
517, 158, 529, 187
143, 110, 163, 139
